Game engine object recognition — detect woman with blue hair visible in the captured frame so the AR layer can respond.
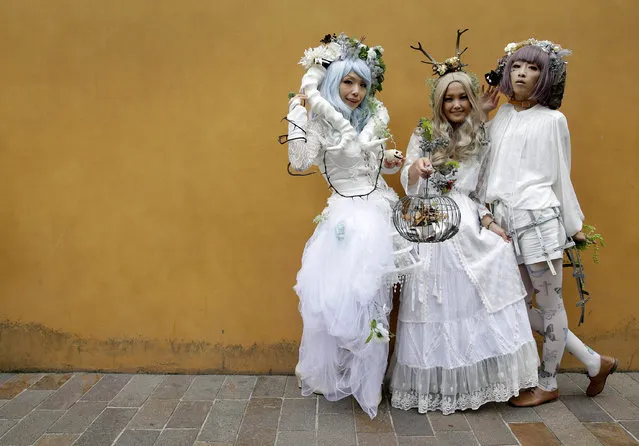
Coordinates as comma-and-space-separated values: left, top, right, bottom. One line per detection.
283, 33, 418, 418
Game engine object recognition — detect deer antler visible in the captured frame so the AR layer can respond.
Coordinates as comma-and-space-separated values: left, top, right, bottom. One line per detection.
455, 29, 469, 58
410, 42, 438, 65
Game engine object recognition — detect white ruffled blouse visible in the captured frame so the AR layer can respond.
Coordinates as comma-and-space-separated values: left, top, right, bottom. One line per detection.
485, 104, 584, 236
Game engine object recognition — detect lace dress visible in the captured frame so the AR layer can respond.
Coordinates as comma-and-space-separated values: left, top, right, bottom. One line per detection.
289, 117, 420, 419
389, 130, 539, 415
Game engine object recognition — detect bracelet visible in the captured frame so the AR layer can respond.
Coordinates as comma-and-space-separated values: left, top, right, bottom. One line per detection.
486, 220, 495, 230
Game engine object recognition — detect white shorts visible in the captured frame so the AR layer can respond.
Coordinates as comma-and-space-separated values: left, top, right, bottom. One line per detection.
496, 207, 567, 266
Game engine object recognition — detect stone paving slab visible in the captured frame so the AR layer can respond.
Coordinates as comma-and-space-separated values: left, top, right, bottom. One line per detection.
31, 375, 72, 391
317, 413, 356, 446
183, 376, 225, 401
584, 422, 638, 445
0, 375, 44, 399
127, 398, 178, 429
47, 401, 107, 434
166, 401, 212, 429
113, 429, 161, 446
390, 406, 435, 437
464, 403, 517, 445
509, 422, 562, 445
0, 390, 54, 420
0, 372, 636, 445
73, 407, 137, 446
252, 376, 286, 399
0, 420, 17, 438
155, 428, 199, 446
109, 375, 164, 408
217, 376, 257, 400
278, 398, 315, 431
197, 399, 247, 444
39, 374, 102, 411
236, 398, 281, 446
34, 433, 80, 446
534, 400, 604, 446
150, 375, 194, 400
80, 375, 132, 402
0, 410, 64, 445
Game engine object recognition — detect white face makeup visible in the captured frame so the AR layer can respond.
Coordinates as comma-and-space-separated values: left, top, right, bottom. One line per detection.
510, 60, 541, 101
339, 72, 367, 109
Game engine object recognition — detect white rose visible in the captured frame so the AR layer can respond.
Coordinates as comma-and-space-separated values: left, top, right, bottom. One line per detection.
505, 43, 517, 53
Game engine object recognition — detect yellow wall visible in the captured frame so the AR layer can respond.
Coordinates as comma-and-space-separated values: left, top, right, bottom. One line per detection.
1, 0, 637, 373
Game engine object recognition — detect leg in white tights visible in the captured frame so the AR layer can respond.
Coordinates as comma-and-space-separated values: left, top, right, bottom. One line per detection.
519, 261, 602, 383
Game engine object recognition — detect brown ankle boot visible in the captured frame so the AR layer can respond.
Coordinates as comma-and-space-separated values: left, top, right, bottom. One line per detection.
586, 356, 618, 397
508, 387, 559, 407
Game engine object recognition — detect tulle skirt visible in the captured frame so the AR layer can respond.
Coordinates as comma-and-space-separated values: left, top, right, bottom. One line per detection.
295, 193, 409, 419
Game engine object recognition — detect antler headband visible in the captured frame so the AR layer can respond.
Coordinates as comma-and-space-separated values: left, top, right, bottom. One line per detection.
411, 29, 469, 76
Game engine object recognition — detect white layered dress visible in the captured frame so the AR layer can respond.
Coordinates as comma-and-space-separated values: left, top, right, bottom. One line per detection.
389, 129, 539, 415
289, 116, 419, 419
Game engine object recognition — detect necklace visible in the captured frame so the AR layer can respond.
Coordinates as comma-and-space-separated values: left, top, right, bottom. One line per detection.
509, 98, 537, 110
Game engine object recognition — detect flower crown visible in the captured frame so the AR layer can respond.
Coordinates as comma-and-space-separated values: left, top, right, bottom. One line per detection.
485, 38, 572, 86
411, 29, 469, 77
299, 33, 386, 94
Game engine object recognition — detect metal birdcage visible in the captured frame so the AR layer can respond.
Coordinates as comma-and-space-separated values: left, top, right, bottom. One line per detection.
393, 193, 461, 243
393, 120, 462, 243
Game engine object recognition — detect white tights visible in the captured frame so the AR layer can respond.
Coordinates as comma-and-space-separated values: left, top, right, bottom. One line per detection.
519, 259, 601, 391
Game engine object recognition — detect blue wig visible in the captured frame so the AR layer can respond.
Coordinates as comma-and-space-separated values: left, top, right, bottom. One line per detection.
318, 59, 372, 132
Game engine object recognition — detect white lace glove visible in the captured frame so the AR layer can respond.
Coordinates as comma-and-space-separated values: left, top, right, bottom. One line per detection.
301, 66, 359, 157
286, 96, 308, 142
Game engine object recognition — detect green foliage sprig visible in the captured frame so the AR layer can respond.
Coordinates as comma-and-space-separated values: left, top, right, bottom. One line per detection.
575, 224, 606, 264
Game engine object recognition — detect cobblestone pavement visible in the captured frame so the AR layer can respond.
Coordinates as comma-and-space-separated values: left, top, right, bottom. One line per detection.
0, 372, 637, 445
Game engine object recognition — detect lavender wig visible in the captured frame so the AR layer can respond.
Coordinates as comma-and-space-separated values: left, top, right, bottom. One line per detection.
499, 45, 555, 106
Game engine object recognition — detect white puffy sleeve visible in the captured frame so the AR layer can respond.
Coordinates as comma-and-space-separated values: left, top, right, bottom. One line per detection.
551, 114, 584, 236
400, 130, 424, 196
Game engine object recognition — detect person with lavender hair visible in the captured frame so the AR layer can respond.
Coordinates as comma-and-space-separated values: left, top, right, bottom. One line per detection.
482, 39, 618, 407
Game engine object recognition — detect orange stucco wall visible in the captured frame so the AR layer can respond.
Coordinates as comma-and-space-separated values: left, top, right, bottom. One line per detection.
0, 0, 637, 373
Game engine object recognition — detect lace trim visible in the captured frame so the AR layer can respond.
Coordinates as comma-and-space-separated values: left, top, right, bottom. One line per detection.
390, 342, 539, 415
391, 378, 537, 415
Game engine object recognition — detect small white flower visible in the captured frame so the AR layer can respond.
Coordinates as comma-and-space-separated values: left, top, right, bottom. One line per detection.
504, 43, 517, 53
437, 65, 447, 75
373, 324, 390, 343
326, 42, 341, 59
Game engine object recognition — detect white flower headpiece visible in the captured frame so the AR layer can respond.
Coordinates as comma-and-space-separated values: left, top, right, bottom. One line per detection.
299, 33, 386, 94
485, 38, 572, 86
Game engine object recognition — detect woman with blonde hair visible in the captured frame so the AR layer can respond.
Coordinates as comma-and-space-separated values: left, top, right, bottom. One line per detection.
389, 33, 539, 415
